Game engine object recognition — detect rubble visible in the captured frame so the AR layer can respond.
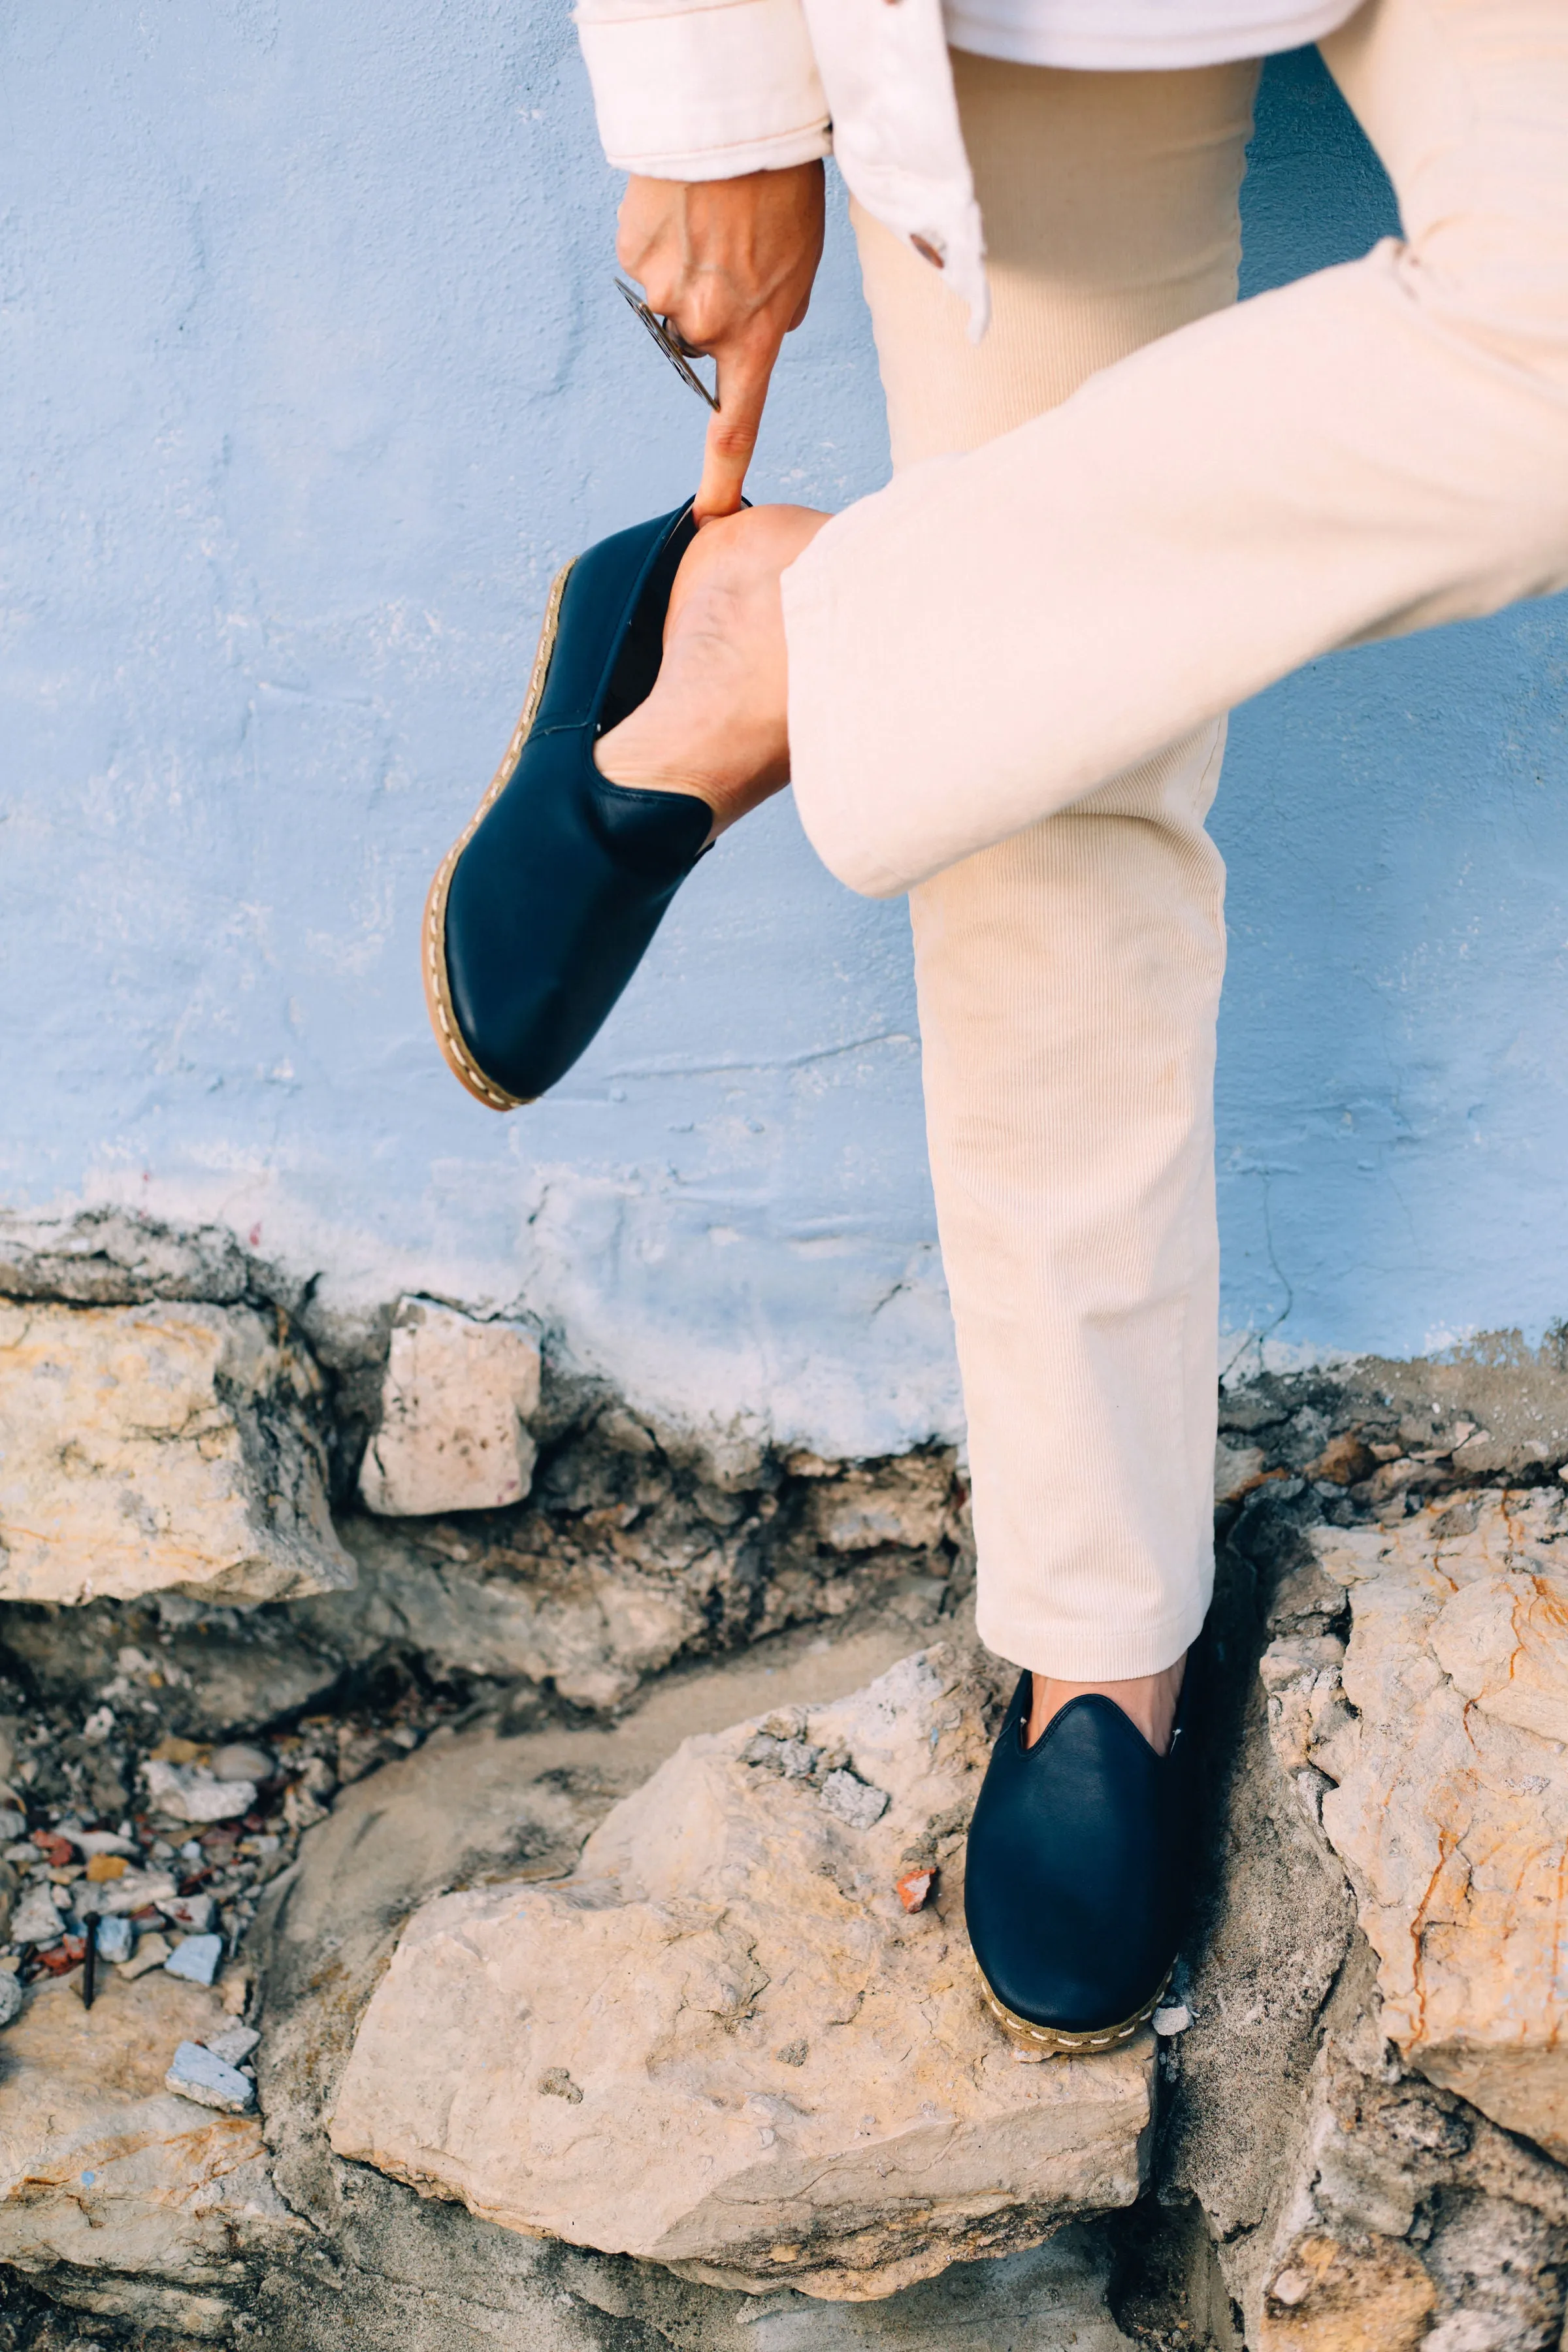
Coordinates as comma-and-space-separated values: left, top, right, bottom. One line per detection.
0, 1260, 1563, 2342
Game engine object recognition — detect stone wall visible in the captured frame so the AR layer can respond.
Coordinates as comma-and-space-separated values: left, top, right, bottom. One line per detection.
0, 1222, 1564, 2349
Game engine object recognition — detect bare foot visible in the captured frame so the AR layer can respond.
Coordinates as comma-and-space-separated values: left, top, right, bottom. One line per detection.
593, 503, 830, 837
1026, 1654, 1187, 1757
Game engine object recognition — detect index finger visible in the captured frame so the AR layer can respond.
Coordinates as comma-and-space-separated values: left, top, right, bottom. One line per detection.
694, 325, 784, 523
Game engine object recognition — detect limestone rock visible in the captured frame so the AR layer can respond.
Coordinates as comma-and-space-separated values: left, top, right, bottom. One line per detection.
1226, 1930, 1568, 2352
313, 1429, 966, 1715
254, 1614, 932, 2298
1215, 1439, 1268, 1505
329, 1648, 1154, 2301
800, 1454, 954, 1554
1259, 2230, 1437, 2351
318, 1512, 710, 1710
0, 1968, 301, 2296
358, 1298, 541, 1517
0, 1205, 250, 1307
0, 1301, 351, 1605
1266, 1490, 1568, 2160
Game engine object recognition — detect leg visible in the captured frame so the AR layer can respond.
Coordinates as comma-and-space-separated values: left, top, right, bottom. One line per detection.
787, 0, 1568, 899
854, 52, 1253, 1729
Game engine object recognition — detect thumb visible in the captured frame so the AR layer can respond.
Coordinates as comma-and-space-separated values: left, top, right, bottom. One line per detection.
694, 325, 781, 523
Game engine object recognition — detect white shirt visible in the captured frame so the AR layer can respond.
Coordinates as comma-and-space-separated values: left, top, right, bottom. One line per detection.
942, 0, 1362, 71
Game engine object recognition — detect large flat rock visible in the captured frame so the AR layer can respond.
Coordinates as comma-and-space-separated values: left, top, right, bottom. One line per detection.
1266, 1488, 1568, 2161
0, 1300, 353, 1605
329, 1646, 1154, 2301
0, 1968, 301, 2327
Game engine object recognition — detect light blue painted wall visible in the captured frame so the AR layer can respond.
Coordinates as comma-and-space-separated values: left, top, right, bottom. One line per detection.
2, 18, 1564, 1452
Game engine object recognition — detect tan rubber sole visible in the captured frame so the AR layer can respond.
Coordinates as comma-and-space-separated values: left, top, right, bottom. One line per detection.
975, 1955, 1171, 2059
421, 559, 576, 1112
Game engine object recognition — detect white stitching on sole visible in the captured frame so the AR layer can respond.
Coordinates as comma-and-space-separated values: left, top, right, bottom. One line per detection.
974, 1954, 1170, 2057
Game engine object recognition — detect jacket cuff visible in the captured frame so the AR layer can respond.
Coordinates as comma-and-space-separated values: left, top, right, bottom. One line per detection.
575, 0, 830, 180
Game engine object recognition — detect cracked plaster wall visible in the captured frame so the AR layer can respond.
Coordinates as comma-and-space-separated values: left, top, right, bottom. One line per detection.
3, 21, 1567, 1453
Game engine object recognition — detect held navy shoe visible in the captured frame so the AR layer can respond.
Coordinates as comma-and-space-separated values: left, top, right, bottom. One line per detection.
423, 500, 712, 1109
963, 1665, 1196, 2057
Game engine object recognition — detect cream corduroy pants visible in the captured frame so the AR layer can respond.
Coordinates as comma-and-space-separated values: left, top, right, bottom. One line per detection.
851, 53, 1252, 1682
800, 0, 1568, 1680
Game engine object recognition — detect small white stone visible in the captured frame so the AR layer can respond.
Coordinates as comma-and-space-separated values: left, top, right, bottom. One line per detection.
164, 1934, 223, 1987
204, 2022, 260, 2066
178, 1776, 255, 1825
165, 2038, 255, 2114
160, 1893, 214, 1935
819, 1769, 890, 1831
210, 1743, 274, 1784
94, 1867, 178, 1918
12, 1884, 67, 1945
0, 1973, 22, 2028
1151, 2004, 1191, 2037
94, 1916, 133, 1964
71, 1829, 139, 1859
117, 1931, 171, 1979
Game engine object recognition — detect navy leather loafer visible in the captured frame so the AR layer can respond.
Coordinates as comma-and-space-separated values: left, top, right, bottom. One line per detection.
964, 1666, 1196, 2056
424, 500, 713, 1109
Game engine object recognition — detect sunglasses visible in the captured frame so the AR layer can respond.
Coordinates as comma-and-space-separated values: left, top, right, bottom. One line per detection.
614, 278, 721, 413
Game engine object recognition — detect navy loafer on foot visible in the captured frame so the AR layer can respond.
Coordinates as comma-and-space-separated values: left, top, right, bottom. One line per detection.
964, 1666, 1196, 2056
424, 500, 713, 1109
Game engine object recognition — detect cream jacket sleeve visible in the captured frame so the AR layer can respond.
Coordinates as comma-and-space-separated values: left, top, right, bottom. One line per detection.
572, 0, 832, 180
572, 0, 989, 332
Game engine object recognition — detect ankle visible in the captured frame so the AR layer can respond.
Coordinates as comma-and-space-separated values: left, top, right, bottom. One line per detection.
1026, 1654, 1187, 1757
593, 700, 786, 838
